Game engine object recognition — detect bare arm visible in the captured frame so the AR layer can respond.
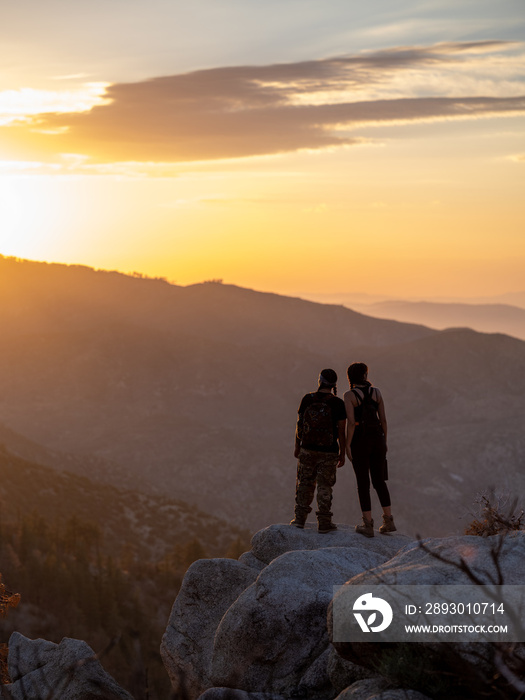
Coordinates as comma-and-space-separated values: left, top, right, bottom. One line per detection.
337, 419, 346, 467
294, 418, 301, 458
377, 390, 388, 451
343, 391, 357, 461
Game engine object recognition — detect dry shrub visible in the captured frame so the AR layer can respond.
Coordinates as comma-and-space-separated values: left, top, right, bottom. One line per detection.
465, 491, 524, 536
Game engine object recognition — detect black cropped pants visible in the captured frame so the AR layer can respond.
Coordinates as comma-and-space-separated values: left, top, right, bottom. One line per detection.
351, 426, 390, 512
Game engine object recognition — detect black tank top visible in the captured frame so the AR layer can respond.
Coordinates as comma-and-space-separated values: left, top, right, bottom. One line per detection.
351, 385, 381, 427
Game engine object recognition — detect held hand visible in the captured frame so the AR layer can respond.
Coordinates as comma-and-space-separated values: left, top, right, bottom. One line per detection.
337, 452, 345, 468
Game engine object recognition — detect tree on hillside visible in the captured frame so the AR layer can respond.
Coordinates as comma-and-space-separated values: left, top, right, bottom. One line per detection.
183, 538, 207, 567
1, 574, 20, 683
225, 537, 246, 559
0, 575, 20, 620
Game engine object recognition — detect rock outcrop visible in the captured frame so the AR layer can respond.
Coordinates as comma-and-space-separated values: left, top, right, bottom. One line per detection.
161, 558, 259, 697
6, 632, 134, 699
209, 546, 386, 694
161, 523, 413, 699
162, 524, 525, 700
329, 531, 525, 700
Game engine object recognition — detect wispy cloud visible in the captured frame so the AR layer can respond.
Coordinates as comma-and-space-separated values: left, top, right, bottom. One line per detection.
1, 41, 524, 164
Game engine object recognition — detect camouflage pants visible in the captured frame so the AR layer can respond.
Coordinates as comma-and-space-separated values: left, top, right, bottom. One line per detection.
294, 448, 338, 520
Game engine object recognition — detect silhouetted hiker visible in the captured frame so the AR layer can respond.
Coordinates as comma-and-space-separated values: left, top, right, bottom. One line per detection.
344, 362, 396, 537
291, 369, 346, 533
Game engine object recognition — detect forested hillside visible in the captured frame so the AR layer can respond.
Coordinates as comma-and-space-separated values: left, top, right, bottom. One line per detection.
0, 447, 249, 697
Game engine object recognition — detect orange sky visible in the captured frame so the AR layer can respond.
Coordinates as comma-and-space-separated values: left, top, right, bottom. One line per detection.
1, 2, 524, 300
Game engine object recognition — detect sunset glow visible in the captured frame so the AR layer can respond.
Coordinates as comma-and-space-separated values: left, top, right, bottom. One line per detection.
1, 1, 524, 299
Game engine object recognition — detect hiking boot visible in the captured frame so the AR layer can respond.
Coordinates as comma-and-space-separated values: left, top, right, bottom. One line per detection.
290, 517, 306, 529
355, 517, 374, 538
318, 522, 337, 534
379, 514, 396, 534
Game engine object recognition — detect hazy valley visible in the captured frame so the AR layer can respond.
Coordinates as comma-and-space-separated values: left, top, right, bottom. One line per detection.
1, 255, 524, 538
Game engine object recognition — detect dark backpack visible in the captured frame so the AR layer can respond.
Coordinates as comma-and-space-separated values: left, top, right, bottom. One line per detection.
301, 393, 335, 449
352, 385, 380, 428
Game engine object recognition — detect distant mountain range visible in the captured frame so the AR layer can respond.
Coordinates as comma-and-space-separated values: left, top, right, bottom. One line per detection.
302, 290, 525, 310
1, 255, 524, 537
348, 300, 525, 341
299, 291, 525, 340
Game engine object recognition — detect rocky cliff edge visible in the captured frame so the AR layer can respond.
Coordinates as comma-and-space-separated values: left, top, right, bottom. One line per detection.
161, 524, 525, 700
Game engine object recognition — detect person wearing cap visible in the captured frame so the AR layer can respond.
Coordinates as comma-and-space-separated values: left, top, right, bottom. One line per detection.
291, 369, 347, 533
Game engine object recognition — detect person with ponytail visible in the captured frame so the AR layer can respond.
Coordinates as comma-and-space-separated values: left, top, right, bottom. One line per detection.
291, 369, 347, 533
344, 362, 396, 537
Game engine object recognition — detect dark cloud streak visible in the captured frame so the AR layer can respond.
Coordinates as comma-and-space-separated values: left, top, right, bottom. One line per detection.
8, 40, 525, 163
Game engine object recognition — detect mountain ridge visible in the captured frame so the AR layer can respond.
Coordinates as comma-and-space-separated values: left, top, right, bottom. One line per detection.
0, 255, 435, 349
